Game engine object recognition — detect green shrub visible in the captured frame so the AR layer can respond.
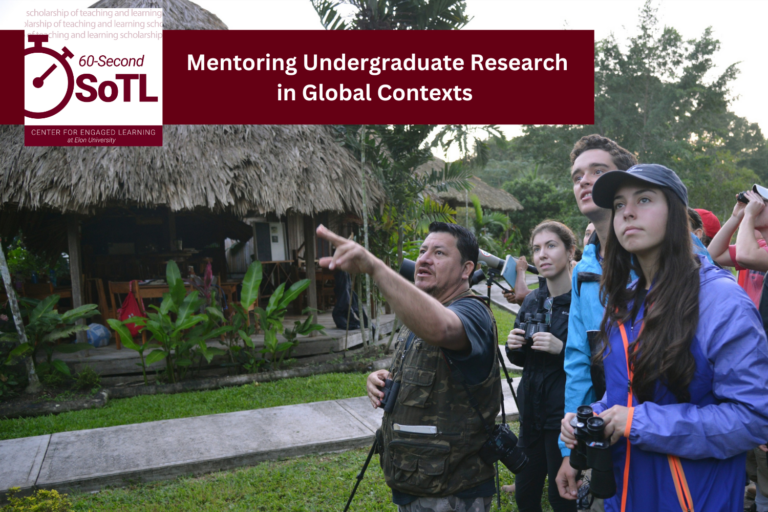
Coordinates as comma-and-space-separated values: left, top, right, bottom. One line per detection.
73, 366, 100, 391
0, 340, 26, 401
0, 371, 22, 401
2, 296, 97, 378
39, 369, 69, 390
2, 487, 73, 512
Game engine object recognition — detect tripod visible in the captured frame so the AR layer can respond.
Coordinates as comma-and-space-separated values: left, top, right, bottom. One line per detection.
484, 268, 521, 411
343, 437, 379, 512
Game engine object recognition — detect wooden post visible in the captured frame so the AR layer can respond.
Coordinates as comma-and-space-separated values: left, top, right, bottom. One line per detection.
67, 216, 87, 344
251, 221, 259, 261
168, 210, 176, 250
358, 126, 374, 345
303, 215, 318, 336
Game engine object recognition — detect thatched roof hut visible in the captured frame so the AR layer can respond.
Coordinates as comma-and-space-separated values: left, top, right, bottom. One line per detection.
0, 0, 384, 325
0, 124, 383, 217
1, 0, 384, 234
418, 158, 523, 212
90, 0, 228, 30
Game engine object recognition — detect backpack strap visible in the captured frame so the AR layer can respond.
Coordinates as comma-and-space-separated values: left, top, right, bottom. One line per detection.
577, 272, 601, 295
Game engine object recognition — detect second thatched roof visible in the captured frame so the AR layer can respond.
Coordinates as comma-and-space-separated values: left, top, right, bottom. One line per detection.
418, 158, 523, 212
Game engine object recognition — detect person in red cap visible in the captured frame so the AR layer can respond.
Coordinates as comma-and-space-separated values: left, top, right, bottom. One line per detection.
694, 208, 721, 246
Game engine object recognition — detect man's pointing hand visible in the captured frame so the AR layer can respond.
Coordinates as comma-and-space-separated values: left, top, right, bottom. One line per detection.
316, 224, 377, 275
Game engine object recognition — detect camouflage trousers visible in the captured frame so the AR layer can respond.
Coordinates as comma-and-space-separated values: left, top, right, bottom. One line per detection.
397, 496, 493, 512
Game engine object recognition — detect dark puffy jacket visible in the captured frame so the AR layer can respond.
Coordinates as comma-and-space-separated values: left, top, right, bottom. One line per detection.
507, 278, 571, 444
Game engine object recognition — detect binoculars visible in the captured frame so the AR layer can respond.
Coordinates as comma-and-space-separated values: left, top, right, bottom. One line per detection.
506, 310, 550, 359
737, 184, 768, 204
569, 405, 616, 499
521, 310, 549, 343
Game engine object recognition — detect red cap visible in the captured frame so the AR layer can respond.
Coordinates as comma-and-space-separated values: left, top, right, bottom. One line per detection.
695, 209, 721, 239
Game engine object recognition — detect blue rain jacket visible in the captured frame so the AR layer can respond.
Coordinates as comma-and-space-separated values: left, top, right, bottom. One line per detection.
559, 233, 713, 457
559, 238, 605, 456
591, 256, 768, 512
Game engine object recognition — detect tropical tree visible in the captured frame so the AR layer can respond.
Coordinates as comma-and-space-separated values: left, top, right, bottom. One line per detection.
464, 195, 511, 255
334, 124, 473, 267
312, 0, 471, 31
503, 177, 572, 256
312, 0, 475, 340
513, 0, 766, 223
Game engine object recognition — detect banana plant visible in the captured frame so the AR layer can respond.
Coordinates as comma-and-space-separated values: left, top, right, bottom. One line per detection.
253, 280, 325, 367
222, 261, 325, 370
106, 318, 158, 386
112, 260, 231, 384
278, 309, 326, 367
222, 261, 262, 369
3, 295, 97, 377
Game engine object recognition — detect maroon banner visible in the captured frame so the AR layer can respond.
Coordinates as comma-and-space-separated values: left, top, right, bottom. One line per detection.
2, 29, 595, 127
25, 126, 162, 146
0, 31, 24, 125
162, 30, 594, 125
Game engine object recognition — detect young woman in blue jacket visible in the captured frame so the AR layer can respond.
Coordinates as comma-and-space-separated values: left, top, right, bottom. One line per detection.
560, 164, 768, 512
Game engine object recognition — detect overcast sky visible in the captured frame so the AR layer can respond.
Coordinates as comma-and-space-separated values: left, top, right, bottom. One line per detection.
2, 0, 766, 160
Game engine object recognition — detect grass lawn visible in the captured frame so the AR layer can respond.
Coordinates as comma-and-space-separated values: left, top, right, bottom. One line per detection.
493, 304, 517, 344
492, 278, 539, 344
1, 305, 524, 441
68, 424, 552, 512
0, 372, 370, 441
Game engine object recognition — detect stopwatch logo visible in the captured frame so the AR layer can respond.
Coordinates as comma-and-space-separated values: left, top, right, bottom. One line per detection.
24, 34, 75, 119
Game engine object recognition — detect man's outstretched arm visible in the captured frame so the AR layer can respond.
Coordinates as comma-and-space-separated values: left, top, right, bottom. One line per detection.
316, 225, 469, 352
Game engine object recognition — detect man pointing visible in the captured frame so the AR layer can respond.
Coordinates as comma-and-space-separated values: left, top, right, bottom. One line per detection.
317, 222, 502, 512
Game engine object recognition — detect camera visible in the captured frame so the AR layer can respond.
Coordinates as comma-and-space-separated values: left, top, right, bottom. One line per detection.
379, 378, 400, 413
478, 423, 528, 474
569, 406, 616, 499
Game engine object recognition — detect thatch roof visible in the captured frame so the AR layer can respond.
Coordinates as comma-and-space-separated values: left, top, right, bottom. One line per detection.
90, 0, 228, 30
418, 158, 523, 212
0, 125, 385, 217
0, 0, 384, 218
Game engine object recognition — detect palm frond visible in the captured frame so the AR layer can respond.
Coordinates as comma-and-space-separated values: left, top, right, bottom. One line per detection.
414, 197, 457, 233
483, 211, 511, 231
311, 0, 352, 30
422, 161, 473, 192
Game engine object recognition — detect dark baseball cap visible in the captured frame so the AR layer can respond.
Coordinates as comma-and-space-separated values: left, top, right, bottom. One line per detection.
592, 164, 688, 208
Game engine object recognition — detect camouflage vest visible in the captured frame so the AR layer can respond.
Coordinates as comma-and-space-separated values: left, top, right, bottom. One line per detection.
379, 292, 501, 497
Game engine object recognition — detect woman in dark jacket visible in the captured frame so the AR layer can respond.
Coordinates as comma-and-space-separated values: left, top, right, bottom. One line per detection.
506, 220, 577, 512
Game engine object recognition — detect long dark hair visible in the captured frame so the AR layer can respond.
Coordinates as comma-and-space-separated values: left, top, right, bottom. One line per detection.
598, 187, 700, 403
